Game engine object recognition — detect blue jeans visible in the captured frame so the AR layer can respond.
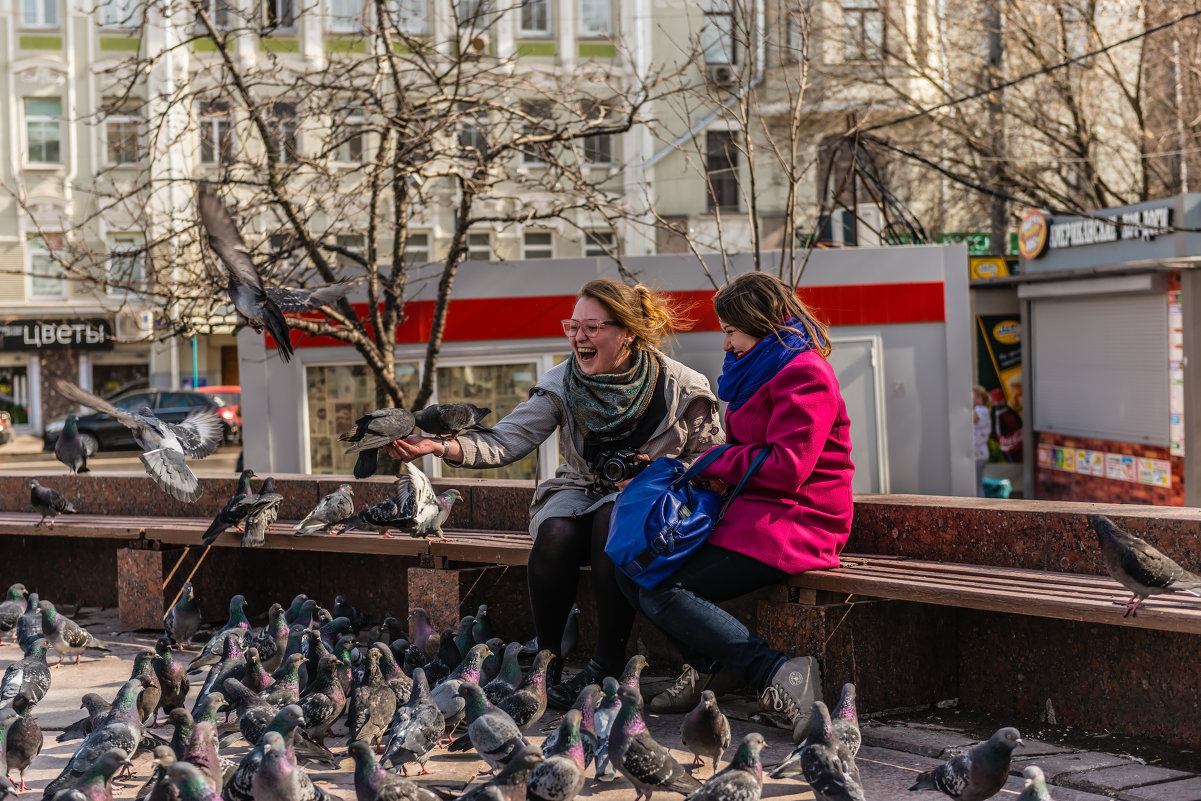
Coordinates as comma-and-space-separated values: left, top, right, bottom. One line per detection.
616, 543, 787, 692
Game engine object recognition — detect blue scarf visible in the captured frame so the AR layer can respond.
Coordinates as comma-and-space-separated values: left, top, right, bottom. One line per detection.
717, 317, 815, 411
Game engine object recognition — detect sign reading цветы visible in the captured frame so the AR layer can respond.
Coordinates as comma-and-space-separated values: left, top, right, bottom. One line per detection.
0, 319, 113, 351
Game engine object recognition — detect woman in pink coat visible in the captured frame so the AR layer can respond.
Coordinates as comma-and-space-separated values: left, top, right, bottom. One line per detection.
618, 271, 854, 742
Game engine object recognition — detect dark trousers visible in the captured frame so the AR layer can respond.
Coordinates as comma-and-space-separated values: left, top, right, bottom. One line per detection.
616, 542, 787, 692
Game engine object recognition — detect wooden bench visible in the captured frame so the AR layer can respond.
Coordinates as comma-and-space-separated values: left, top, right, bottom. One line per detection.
7, 511, 1200, 634
789, 553, 1201, 635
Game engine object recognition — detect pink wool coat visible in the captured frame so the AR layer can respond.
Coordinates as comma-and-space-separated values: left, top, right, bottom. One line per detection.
698, 350, 854, 574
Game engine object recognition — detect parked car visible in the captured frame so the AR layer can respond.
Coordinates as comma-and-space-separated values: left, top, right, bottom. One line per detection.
42, 389, 229, 455
0, 411, 11, 445
195, 385, 241, 443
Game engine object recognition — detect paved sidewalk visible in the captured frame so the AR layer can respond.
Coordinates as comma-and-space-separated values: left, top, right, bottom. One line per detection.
10, 610, 1198, 801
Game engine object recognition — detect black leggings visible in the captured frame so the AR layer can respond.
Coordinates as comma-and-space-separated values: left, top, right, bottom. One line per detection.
526, 503, 633, 674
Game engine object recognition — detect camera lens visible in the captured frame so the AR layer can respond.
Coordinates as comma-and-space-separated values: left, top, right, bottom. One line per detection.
601, 459, 626, 483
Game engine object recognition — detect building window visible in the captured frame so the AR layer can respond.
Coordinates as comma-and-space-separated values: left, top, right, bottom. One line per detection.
784, 6, 809, 62
703, 0, 735, 65
406, 231, 431, 264
106, 232, 146, 294
842, 0, 883, 62
584, 131, 612, 165
438, 362, 539, 480
334, 233, 365, 268
335, 109, 365, 163
24, 98, 62, 165
99, 0, 141, 27
270, 101, 300, 163
458, 107, 488, 158
28, 234, 66, 299
22, 0, 58, 27
196, 0, 233, 30
263, 0, 295, 30
584, 229, 616, 257
520, 101, 553, 165
200, 100, 234, 165
706, 130, 739, 212
306, 363, 420, 474
268, 232, 300, 277
328, 0, 363, 31
105, 108, 142, 165
457, 0, 488, 25
394, 0, 427, 33
523, 230, 553, 259
519, 0, 550, 35
466, 231, 492, 261
578, 0, 610, 36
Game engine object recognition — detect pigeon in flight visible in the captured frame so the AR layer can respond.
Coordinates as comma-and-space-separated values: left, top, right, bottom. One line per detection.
198, 182, 354, 363
53, 379, 223, 503
413, 404, 492, 438
54, 414, 90, 474
29, 480, 75, 528
1090, 514, 1201, 616
339, 409, 416, 479
293, 484, 354, 536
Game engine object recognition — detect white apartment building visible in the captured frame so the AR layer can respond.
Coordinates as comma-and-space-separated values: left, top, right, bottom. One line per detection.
1, 0, 925, 437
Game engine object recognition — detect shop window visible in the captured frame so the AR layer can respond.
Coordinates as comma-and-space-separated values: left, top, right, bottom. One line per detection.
438, 362, 539, 480
92, 362, 148, 399
0, 366, 31, 425
306, 363, 419, 474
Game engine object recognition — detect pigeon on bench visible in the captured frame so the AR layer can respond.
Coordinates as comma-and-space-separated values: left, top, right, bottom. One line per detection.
30, 480, 75, 529
1091, 514, 1201, 617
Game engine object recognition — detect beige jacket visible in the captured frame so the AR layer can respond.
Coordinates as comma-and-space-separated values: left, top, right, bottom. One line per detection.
453, 352, 724, 533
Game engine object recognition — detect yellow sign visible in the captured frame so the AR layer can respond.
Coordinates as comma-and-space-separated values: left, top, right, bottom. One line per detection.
1018, 209, 1050, 259
970, 256, 1012, 279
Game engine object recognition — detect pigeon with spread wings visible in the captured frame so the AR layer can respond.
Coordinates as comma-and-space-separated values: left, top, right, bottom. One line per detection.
52, 378, 223, 503
197, 183, 354, 363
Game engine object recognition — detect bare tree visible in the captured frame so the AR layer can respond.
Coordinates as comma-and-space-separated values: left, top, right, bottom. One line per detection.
7, 0, 697, 408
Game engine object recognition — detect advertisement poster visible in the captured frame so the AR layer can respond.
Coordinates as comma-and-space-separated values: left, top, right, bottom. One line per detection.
977, 315, 1023, 463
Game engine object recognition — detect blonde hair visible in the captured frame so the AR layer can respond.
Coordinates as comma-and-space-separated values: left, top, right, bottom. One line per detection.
713, 272, 832, 358
578, 279, 691, 351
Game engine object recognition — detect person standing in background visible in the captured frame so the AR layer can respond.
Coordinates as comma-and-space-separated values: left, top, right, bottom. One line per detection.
973, 385, 991, 497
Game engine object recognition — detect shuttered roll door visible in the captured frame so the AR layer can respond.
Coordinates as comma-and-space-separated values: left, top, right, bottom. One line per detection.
1031, 293, 1168, 445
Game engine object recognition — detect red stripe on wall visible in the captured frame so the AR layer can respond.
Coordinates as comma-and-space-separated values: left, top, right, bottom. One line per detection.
271, 282, 945, 349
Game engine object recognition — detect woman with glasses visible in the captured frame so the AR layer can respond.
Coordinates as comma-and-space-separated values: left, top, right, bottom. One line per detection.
387, 278, 723, 709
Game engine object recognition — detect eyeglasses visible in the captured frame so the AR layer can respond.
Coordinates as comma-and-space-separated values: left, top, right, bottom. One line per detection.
561, 318, 618, 337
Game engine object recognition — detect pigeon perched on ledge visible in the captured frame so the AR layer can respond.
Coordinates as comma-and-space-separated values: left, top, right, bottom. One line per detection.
293, 485, 355, 536
1090, 514, 1201, 617
334, 463, 462, 541
53, 378, 223, 504
54, 414, 90, 474
241, 477, 282, 548
202, 470, 257, 544
30, 480, 75, 528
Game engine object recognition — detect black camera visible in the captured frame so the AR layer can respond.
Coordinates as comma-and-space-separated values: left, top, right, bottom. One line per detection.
591, 449, 648, 489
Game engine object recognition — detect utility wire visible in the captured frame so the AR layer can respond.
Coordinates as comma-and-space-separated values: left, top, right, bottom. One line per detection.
862, 7, 1201, 133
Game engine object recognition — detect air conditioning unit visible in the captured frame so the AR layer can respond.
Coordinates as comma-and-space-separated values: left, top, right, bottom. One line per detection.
461, 33, 489, 58
856, 204, 883, 247
708, 64, 738, 87
115, 310, 154, 342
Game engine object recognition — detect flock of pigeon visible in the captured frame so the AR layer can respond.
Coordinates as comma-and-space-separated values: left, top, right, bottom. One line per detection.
33, 395, 493, 544
0, 575, 1060, 801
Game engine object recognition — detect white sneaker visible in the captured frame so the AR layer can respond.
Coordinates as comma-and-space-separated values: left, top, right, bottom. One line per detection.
758, 656, 822, 741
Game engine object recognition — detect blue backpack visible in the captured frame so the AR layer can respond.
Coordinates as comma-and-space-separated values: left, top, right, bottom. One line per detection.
606, 444, 770, 590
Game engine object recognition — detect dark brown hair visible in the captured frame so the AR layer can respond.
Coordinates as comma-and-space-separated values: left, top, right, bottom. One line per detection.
713, 272, 832, 358
578, 279, 691, 350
